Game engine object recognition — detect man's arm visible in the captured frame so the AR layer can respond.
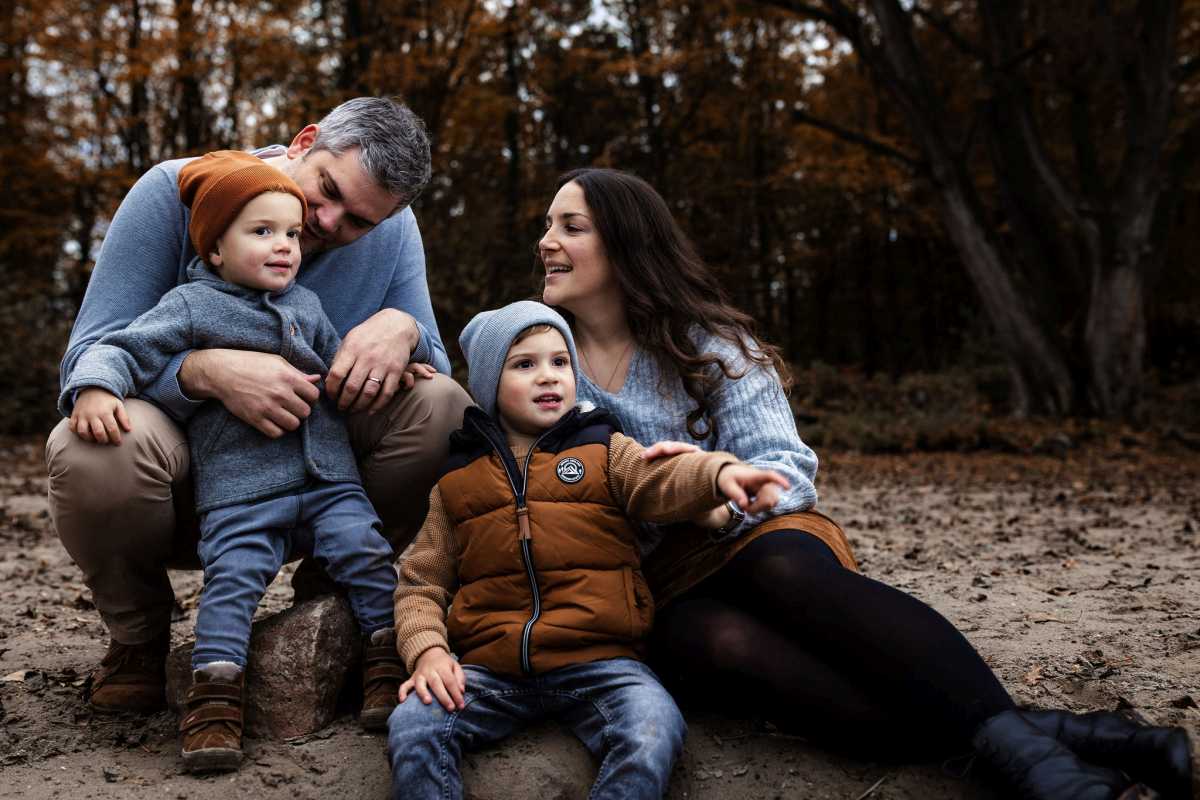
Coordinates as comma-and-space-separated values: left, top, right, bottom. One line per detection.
324, 208, 450, 413
60, 164, 196, 419
380, 210, 450, 374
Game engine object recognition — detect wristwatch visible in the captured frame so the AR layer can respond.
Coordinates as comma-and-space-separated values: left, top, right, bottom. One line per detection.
710, 500, 745, 543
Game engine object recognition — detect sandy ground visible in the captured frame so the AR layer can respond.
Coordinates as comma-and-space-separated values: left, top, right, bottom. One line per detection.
0, 434, 1197, 799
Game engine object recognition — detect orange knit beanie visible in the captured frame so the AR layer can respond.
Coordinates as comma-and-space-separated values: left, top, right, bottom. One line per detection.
178, 150, 308, 263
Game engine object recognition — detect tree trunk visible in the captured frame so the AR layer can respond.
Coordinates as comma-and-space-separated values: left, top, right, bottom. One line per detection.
1084, 266, 1145, 417
862, 0, 1076, 414
126, 0, 151, 173
173, 0, 207, 153
936, 175, 1075, 415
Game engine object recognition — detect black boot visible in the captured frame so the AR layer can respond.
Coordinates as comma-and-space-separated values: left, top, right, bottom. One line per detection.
973, 709, 1154, 799
1024, 710, 1193, 800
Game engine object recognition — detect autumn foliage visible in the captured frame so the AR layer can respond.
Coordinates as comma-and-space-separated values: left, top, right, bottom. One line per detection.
1, 0, 1198, 434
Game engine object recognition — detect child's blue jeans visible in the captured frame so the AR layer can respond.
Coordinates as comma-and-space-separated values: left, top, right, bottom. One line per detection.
191, 480, 395, 669
386, 657, 685, 800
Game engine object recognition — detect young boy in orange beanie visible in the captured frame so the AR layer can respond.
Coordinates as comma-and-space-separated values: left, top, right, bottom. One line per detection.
58, 151, 409, 773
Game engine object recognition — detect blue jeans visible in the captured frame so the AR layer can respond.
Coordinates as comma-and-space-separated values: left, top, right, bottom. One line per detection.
387, 658, 685, 800
192, 481, 395, 668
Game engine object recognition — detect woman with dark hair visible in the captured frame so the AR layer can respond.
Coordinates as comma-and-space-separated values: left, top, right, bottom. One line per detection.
536, 167, 1191, 800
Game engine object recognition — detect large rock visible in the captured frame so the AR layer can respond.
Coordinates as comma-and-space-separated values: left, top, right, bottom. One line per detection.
166, 595, 358, 739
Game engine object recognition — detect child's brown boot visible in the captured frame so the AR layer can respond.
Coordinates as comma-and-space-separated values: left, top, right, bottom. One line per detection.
360, 628, 405, 731
179, 662, 244, 773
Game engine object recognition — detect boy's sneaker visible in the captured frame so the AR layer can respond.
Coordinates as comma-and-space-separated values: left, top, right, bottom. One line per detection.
180, 662, 244, 773
88, 631, 169, 713
360, 628, 405, 731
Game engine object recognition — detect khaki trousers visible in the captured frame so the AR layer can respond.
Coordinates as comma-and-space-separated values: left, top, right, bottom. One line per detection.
45, 374, 472, 644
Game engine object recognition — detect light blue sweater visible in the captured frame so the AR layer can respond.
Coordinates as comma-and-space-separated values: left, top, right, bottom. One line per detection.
576, 330, 818, 539
59, 145, 450, 422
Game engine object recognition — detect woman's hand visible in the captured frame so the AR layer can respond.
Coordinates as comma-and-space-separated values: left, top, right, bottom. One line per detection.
398, 646, 467, 711
69, 388, 132, 445
641, 440, 700, 461
716, 464, 790, 515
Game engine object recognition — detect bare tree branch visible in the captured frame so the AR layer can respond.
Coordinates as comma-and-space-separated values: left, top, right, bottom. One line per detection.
1114, 0, 1178, 217
977, 0, 1089, 231
792, 108, 923, 170
912, 4, 986, 61
750, 0, 842, 31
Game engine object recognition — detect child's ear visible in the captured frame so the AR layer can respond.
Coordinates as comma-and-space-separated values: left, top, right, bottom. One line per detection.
209, 244, 223, 267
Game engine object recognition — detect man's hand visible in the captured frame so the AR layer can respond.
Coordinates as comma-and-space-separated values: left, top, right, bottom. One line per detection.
69, 388, 132, 445
716, 464, 790, 515
398, 647, 466, 711
325, 309, 421, 414
180, 349, 321, 438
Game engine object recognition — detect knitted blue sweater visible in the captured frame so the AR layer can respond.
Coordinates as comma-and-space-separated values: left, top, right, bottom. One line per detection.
576, 330, 818, 539
60, 260, 359, 512
59, 145, 449, 423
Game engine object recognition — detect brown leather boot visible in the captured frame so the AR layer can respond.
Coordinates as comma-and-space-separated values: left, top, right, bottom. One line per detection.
179, 663, 244, 773
360, 628, 405, 731
88, 630, 169, 713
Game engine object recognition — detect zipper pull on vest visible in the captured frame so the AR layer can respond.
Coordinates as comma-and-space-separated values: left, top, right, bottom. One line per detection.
517, 506, 531, 540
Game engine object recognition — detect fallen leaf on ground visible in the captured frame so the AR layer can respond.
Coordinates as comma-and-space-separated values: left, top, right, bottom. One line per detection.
1024, 664, 1044, 685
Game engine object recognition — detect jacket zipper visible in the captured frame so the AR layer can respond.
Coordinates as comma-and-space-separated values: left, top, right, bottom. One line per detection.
515, 440, 544, 675
468, 416, 552, 676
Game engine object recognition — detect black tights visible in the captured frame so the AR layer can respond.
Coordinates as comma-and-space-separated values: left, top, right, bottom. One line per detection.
650, 531, 1015, 761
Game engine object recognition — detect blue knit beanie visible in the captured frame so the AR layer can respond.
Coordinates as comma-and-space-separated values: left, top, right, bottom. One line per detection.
458, 301, 579, 418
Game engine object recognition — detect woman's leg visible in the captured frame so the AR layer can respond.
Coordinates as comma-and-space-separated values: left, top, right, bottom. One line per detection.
653, 593, 940, 757
652, 530, 1014, 758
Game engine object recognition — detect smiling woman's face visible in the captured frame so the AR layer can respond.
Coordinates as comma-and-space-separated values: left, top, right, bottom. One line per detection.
537, 181, 616, 312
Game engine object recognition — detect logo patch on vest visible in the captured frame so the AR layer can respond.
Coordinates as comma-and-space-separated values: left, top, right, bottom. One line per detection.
555, 457, 585, 484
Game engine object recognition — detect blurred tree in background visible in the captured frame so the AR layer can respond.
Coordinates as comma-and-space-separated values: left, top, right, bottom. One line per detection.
1, 0, 1197, 435
762, 0, 1200, 417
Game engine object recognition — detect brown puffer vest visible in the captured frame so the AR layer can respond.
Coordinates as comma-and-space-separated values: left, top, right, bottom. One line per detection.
437, 406, 654, 676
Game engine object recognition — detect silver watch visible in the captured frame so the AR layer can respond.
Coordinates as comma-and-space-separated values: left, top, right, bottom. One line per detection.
710, 500, 745, 543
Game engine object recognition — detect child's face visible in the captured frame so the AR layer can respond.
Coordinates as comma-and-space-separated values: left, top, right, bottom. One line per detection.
496, 329, 576, 440
210, 192, 303, 292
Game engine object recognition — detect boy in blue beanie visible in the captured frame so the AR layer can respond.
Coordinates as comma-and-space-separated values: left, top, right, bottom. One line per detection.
58, 151, 411, 773
387, 300, 789, 800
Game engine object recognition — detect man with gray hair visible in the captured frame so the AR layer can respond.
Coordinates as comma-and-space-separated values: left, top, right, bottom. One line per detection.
46, 96, 472, 713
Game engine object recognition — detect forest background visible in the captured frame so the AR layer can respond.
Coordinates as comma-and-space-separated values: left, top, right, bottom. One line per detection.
3, 0, 1199, 448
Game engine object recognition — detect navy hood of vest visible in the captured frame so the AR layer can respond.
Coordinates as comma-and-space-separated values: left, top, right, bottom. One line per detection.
443, 405, 625, 479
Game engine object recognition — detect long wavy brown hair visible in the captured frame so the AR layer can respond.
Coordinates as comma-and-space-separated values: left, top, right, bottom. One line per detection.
544, 167, 792, 442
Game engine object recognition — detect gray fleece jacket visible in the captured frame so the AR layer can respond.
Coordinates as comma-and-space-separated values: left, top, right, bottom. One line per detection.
59, 258, 360, 512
